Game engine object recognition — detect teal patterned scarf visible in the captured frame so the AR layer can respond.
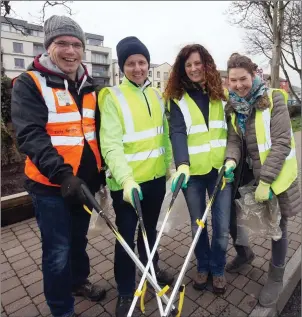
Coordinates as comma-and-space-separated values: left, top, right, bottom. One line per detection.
229, 76, 268, 135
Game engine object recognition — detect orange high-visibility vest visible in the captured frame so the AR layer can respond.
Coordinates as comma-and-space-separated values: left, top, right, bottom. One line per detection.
24, 70, 101, 187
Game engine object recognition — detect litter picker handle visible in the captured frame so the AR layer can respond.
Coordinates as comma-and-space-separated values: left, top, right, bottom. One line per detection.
133, 188, 146, 230
215, 165, 226, 188
169, 173, 185, 210
133, 188, 142, 214
174, 173, 185, 198
81, 184, 102, 213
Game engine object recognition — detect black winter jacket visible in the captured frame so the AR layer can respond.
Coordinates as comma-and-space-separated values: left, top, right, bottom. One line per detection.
11, 58, 105, 195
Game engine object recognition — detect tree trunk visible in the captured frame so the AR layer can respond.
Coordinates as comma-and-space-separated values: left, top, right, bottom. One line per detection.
271, 1, 281, 88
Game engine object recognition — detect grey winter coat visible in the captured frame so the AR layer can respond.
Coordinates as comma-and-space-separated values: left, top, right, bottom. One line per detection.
225, 90, 301, 218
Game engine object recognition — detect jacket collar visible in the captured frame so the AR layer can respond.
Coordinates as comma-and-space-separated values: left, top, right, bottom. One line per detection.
120, 76, 151, 91
27, 54, 94, 92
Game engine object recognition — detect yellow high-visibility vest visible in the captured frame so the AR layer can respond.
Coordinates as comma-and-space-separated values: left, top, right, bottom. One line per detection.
170, 90, 227, 175
99, 80, 166, 190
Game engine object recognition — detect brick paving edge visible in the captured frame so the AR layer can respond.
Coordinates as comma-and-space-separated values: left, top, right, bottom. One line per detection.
249, 246, 301, 317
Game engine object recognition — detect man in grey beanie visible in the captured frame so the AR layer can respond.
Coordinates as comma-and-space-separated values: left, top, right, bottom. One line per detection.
11, 15, 106, 317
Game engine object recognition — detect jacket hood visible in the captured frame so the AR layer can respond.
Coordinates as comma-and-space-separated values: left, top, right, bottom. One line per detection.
28, 53, 90, 83
225, 91, 270, 117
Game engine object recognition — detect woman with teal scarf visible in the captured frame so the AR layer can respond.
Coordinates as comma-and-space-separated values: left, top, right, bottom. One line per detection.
221, 53, 301, 308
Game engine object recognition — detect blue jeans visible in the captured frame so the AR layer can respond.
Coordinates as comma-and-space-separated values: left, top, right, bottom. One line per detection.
183, 169, 232, 276
30, 193, 91, 317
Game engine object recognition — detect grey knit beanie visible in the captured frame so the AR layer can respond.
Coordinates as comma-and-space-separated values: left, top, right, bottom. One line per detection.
44, 15, 86, 49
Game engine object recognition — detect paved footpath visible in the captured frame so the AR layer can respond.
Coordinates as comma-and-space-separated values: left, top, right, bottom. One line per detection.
1, 133, 301, 317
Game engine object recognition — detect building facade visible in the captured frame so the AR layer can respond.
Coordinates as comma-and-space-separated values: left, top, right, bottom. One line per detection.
1, 17, 113, 85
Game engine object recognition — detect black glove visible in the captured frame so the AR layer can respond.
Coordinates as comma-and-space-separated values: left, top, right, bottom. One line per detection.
60, 175, 87, 205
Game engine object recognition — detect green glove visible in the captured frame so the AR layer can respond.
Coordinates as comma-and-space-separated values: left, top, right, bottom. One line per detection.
123, 178, 143, 208
255, 180, 273, 202
219, 160, 236, 183
171, 164, 190, 192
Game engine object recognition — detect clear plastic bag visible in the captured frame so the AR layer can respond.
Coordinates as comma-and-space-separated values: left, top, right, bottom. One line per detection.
235, 183, 282, 246
88, 185, 112, 235
156, 171, 187, 234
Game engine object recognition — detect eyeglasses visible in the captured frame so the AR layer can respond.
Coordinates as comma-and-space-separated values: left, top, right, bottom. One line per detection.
53, 41, 84, 50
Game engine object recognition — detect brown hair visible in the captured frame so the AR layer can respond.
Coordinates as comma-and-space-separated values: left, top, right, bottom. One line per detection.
164, 44, 225, 101
227, 53, 258, 76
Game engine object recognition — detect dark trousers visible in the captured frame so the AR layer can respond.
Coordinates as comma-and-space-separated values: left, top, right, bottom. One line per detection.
30, 194, 91, 317
110, 177, 166, 296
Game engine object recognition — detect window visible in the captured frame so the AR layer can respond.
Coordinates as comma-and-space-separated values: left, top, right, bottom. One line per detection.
157, 71, 160, 78
91, 52, 108, 64
28, 30, 43, 37
33, 44, 44, 56
92, 65, 109, 77
83, 52, 87, 61
1, 24, 10, 32
14, 58, 25, 68
148, 71, 152, 77
157, 82, 161, 88
13, 42, 23, 53
164, 72, 169, 80
87, 38, 103, 46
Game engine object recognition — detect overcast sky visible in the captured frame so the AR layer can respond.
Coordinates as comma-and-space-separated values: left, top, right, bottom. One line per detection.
9, 1, 301, 86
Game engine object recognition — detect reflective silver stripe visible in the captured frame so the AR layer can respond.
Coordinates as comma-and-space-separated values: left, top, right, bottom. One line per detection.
261, 108, 272, 152
125, 147, 165, 162
82, 108, 95, 119
110, 86, 134, 133
50, 136, 84, 146
259, 109, 294, 161
32, 71, 56, 113
188, 139, 226, 155
84, 131, 95, 141
188, 144, 211, 155
189, 124, 208, 134
210, 139, 227, 148
178, 97, 192, 134
209, 120, 227, 130
123, 126, 163, 143
152, 88, 165, 116
48, 112, 81, 123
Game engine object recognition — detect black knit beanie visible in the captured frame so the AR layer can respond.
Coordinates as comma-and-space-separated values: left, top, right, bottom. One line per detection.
116, 36, 150, 72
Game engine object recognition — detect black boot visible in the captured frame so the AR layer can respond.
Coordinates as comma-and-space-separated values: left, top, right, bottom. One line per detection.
72, 280, 106, 301
115, 296, 133, 317
155, 268, 174, 286
226, 246, 255, 273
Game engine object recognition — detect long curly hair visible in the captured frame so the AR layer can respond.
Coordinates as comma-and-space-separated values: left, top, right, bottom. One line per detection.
164, 44, 225, 101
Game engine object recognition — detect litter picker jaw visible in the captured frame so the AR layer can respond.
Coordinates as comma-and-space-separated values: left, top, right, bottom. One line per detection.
80, 184, 179, 315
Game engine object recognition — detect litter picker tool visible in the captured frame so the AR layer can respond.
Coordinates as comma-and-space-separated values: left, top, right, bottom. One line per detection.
163, 167, 226, 317
128, 174, 185, 317
81, 184, 179, 316
127, 189, 164, 316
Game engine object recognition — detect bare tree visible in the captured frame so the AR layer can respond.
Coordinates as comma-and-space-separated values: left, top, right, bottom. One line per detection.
1, 0, 73, 33
226, 1, 301, 103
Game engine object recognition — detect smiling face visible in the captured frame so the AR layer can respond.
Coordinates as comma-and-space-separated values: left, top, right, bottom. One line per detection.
228, 67, 254, 97
123, 54, 148, 86
184, 51, 205, 84
47, 35, 84, 80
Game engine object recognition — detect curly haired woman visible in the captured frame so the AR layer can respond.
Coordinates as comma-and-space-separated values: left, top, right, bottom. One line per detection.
164, 44, 232, 294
